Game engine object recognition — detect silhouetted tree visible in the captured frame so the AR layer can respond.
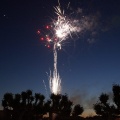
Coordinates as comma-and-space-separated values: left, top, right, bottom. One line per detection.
59, 94, 73, 116
12, 93, 21, 120
93, 84, 120, 120
50, 93, 61, 112
93, 93, 113, 118
44, 100, 51, 112
2, 90, 84, 120
2, 90, 35, 120
49, 93, 75, 120
34, 93, 45, 119
2, 93, 13, 110
18, 90, 34, 120
113, 84, 120, 114
2, 93, 13, 120
72, 104, 83, 116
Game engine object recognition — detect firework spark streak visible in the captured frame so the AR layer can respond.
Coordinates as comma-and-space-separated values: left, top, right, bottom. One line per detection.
43, 80, 48, 97
49, 3, 80, 95
41, 3, 81, 95
49, 43, 61, 94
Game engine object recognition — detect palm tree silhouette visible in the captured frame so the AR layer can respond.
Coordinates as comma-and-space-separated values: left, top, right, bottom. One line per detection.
34, 93, 40, 105
94, 93, 115, 120
72, 104, 83, 117
50, 93, 61, 112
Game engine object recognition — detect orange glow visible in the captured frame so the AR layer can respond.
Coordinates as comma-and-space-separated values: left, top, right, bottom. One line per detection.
81, 109, 96, 118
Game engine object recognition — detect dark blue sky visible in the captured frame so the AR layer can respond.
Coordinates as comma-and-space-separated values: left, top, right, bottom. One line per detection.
0, 0, 120, 116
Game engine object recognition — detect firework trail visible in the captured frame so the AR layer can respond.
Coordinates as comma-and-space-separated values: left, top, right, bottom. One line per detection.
49, 2, 77, 95
38, 3, 82, 95
49, 43, 61, 94
37, 0, 98, 95
43, 80, 49, 97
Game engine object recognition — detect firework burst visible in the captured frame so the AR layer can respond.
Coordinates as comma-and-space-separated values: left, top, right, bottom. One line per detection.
38, 3, 80, 95
37, 0, 97, 94
48, 3, 82, 94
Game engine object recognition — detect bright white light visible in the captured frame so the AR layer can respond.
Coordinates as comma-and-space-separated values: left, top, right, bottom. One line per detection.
49, 3, 81, 95
49, 1, 93, 95
49, 43, 61, 95
56, 23, 70, 39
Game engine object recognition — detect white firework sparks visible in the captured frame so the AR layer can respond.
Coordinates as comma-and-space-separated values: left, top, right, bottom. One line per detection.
49, 1, 81, 95
37, 0, 98, 95
49, 43, 61, 94
53, 5, 81, 49
49, 3, 71, 94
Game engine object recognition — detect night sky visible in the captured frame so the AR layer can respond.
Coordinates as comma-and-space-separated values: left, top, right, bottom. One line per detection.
0, 0, 120, 116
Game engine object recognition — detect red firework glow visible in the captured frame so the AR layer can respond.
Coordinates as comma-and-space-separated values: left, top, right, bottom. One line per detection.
46, 25, 50, 29
37, 24, 56, 48
40, 37, 44, 41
